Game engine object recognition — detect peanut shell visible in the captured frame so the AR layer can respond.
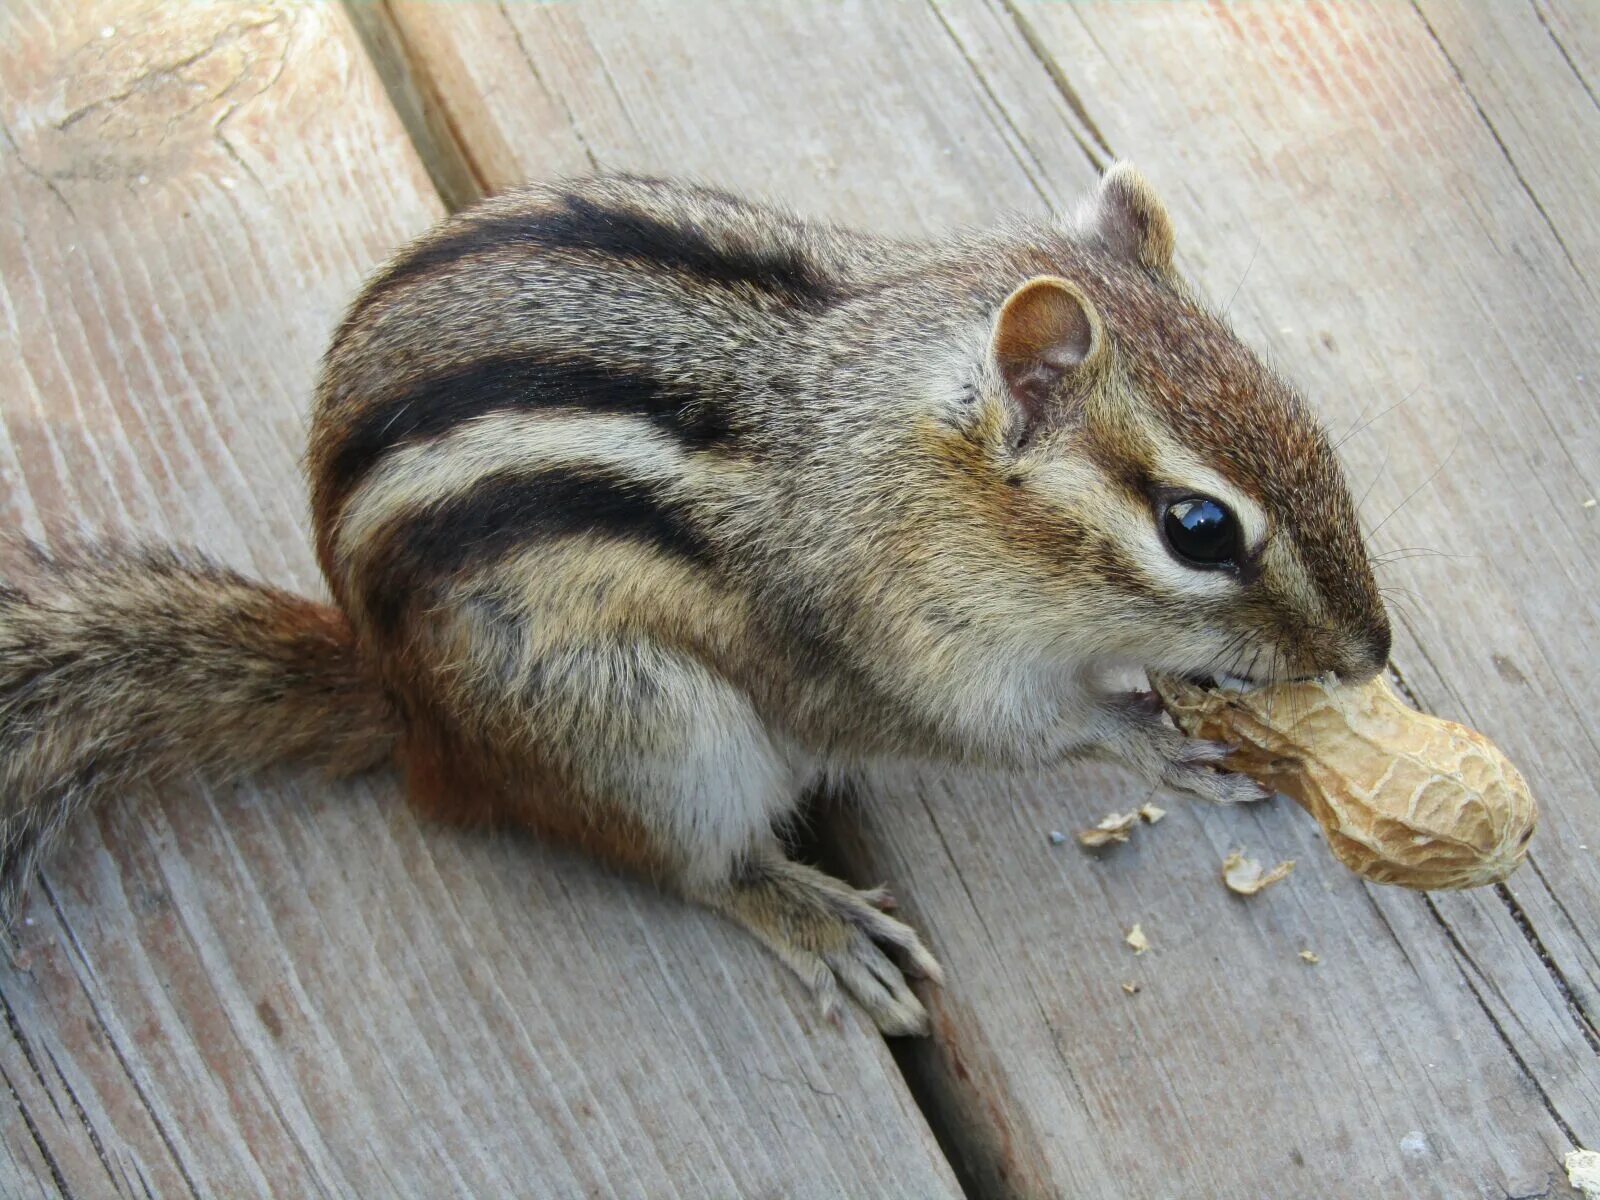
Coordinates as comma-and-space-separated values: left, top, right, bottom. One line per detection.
1153, 676, 1536, 890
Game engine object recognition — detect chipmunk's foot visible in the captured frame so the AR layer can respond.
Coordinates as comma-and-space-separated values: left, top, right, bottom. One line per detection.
1104, 693, 1270, 805
700, 853, 943, 1036
1160, 734, 1271, 805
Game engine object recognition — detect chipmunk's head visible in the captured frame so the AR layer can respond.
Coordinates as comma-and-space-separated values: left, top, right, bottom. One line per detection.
953, 163, 1389, 687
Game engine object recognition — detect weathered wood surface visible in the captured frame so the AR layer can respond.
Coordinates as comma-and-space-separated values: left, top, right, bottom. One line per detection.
990, 0, 1600, 1170
4, 0, 1599, 1197
1411, 0, 1600, 290
378, 1, 1600, 1197
892, 1, 1600, 1194
0, 3, 962, 1197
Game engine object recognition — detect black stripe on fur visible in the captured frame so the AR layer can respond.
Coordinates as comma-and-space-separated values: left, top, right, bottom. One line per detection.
324, 354, 730, 507
349, 188, 837, 323
364, 467, 713, 634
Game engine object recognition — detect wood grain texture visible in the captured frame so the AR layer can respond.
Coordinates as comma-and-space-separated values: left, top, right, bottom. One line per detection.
0, 2, 960, 1196
1013, 0, 1600, 1078
1409, 0, 1600, 287
1535, 0, 1600, 94
382, 0, 1086, 227
907, 2, 1600, 1195
379, 1, 1600, 1196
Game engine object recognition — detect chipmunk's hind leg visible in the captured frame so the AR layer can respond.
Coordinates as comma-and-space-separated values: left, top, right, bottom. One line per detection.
691, 848, 944, 1037
437, 625, 946, 1035
605, 668, 945, 1034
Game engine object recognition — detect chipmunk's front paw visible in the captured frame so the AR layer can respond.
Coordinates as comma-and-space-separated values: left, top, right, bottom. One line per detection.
702, 856, 944, 1037
1160, 735, 1271, 805
1105, 699, 1270, 805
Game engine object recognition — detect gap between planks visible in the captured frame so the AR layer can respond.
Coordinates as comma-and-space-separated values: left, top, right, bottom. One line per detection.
341, 0, 488, 208
1406, 0, 1588, 294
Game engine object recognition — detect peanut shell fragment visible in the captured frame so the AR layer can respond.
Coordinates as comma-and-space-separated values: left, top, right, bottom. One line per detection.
1221, 851, 1295, 895
1567, 1149, 1600, 1198
1077, 811, 1141, 847
1076, 805, 1166, 848
1153, 675, 1536, 890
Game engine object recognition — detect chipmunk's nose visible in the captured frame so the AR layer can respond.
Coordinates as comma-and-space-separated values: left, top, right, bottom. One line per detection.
1369, 620, 1393, 669
1333, 620, 1392, 687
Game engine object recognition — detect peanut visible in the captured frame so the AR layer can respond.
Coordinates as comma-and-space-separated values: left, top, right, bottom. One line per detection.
1153, 676, 1536, 890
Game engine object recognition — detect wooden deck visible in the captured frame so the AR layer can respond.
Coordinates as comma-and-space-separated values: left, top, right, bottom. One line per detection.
2, 2, 1597, 1196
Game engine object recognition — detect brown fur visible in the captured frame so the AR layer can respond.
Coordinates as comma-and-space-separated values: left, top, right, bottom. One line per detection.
399, 702, 669, 879
0, 542, 398, 914
1, 167, 1388, 1033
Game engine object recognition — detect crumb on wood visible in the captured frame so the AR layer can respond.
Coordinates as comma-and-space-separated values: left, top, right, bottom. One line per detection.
1078, 811, 1140, 847
1122, 981, 1140, 995
1222, 850, 1295, 895
1139, 802, 1166, 823
1566, 1148, 1600, 1197
1299, 949, 1320, 965
1125, 923, 1149, 954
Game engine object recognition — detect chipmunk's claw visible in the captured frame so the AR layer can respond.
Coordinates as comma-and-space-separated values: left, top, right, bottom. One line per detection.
1164, 738, 1271, 804
703, 857, 942, 1036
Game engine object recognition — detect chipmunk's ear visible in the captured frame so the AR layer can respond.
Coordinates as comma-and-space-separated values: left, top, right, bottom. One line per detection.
1081, 162, 1175, 272
990, 275, 1104, 433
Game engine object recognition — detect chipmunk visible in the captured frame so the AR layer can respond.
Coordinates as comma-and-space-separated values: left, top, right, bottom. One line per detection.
0, 166, 1390, 1035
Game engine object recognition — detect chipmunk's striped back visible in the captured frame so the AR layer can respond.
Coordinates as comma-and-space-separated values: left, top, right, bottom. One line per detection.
308, 177, 861, 662
304, 177, 903, 860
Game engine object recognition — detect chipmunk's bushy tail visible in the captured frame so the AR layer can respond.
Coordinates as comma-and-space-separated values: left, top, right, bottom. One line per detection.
0, 542, 399, 918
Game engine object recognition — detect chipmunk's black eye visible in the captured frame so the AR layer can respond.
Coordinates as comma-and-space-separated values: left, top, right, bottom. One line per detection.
1162, 496, 1239, 568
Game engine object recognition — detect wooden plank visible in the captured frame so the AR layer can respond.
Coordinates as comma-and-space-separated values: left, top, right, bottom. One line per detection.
382, 0, 1084, 228
1535, 0, 1600, 91
1409, 0, 1600, 286
381, 1, 1600, 1196
907, 1, 1600, 1195
353, 0, 622, 202
1379, 0, 1600, 1170
1015, 0, 1600, 1047
0, 2, 962, 1197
